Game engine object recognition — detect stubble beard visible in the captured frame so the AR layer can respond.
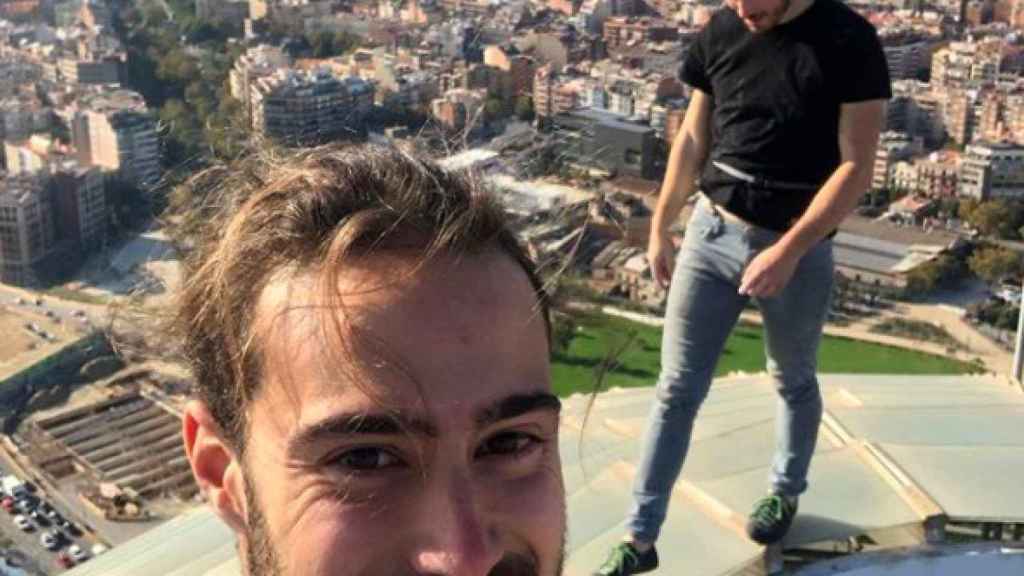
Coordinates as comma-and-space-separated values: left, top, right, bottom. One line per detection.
238, 471, 567, 576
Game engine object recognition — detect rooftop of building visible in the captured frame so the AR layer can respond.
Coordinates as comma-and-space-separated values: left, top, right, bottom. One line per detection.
0, 171, 44, 205
76, 86, 148, 115
61, 373, 1024, 575
558, 107, 656, 135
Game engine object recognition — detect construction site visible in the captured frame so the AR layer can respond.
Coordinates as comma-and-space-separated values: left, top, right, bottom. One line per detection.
23, 387, 193, 503
1, 349, 197, 548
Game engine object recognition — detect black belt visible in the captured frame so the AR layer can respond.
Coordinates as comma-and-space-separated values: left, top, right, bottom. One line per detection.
711, 161, 820, 192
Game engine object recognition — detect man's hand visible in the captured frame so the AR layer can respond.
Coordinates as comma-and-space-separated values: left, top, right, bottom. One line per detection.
739, 243, 801, 298
648, 231, 675, 289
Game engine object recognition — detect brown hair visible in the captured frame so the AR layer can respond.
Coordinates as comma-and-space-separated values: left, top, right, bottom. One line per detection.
172, 144, 550, 452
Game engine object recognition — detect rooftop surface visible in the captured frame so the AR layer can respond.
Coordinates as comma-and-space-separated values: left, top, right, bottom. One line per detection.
63, 373, 1024, 575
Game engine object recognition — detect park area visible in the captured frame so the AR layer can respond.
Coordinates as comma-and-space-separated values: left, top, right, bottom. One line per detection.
551, 313, 980, 397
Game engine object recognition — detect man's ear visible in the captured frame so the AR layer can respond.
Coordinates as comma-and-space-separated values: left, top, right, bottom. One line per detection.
183, 400, 249, 534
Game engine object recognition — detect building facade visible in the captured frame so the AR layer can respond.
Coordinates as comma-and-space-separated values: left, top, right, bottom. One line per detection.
551, 108, 659, 180
0, 173, 55, 286
959, 141, 1024, 199
250, 68, 374, 145
72, 89, 161, 190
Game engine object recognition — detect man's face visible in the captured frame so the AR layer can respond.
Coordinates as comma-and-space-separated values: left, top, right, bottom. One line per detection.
726, 0, 793, 32
233, 253, 563, 576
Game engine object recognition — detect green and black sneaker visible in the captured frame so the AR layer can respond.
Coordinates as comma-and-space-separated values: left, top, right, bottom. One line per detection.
594, 541, 659, 576
746, 493, 798, 545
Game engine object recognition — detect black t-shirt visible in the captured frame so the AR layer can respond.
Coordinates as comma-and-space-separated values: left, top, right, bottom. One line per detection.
679, 0, 892, 231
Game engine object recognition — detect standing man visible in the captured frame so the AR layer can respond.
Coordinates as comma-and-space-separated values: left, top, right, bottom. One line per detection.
596, 0, 890, 573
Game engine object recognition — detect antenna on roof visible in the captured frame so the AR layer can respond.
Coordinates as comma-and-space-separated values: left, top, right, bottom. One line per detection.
1013, 279, 1024, 381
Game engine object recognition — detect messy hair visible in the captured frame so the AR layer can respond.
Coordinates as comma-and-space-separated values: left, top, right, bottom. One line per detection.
172, 144, 550, 452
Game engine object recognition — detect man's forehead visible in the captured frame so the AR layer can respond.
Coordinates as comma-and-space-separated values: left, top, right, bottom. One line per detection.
249, 251, 550, 433
256, 251, 538, 329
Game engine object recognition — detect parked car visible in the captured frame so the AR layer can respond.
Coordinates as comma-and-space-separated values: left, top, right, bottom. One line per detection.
40, 530, 59, 550
12, 514, 32, 531
55, 551, 74, 569
29, 509, 50, 526
55, 516, 77, 534
40, 502, 59, 519
67, 544, 89, 563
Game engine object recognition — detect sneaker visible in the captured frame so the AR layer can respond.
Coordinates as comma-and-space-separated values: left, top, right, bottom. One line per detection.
594, 541, 659, 576
746, 494, 798, 545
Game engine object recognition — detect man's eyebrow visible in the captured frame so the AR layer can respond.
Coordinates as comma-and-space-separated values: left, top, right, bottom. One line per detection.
475, 391, 562, 427
286, 391, 562, 459
287, 412, 438, 459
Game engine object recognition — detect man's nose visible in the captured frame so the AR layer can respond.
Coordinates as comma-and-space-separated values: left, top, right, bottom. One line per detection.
734, 0, 755, 18
410, 472, 502, 575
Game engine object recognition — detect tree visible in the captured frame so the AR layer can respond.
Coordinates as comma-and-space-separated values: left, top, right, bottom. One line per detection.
159, 98, 203, 166
550, 315, 577, 356
938, 197, 960, 219
969, 246, 1023, 285
905, 263, 942, 296
961, 199, 1024, 239
484, 97, 505, 123
904, 253, 968, 297
306, 31, 360, 58
515, 95, 535, 122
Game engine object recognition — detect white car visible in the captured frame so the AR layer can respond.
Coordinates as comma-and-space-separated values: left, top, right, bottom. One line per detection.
91, 543, 109, 556
68, 544, 89, 562
40, 531, 59, 550
12, 514, 32, 531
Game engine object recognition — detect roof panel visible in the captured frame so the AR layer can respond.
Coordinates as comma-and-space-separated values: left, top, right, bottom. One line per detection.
829, 406, 1024, 446
880, 444, 1024, 521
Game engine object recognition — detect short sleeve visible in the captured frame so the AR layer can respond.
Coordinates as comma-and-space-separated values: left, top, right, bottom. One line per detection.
679, 27, 713, 94
837, 24, 892, 103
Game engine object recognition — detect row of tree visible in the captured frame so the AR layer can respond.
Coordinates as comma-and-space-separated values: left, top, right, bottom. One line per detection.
903, 241, 1024, 296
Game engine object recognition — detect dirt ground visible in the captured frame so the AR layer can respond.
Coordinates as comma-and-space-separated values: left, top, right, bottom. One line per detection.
0, 303, 86, 368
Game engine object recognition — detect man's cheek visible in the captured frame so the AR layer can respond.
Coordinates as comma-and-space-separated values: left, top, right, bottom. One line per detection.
286, 496, 404, 573
496, 468, 565, 536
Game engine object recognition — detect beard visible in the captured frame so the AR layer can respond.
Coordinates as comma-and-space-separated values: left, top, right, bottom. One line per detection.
242, 472, 285, 576
239, 472, 566, 576
741, 0, 793, 31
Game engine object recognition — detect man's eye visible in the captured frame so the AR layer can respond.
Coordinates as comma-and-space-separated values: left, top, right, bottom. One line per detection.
330, 447, 405, 471
477, 432, 541, 459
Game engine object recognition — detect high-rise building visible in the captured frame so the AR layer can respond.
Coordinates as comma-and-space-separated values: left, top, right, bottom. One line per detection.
250, 68, 374, 146
941, 88, 977, 146
879, 29, 931, 81
931, 40, 1001, 90
483, 45, 535, 100
872, 131, 920, 191
533, 64, 555, 118
72, 88, 161, 190
959, 141, 1024, 199
551, 108, 659, 180
47, 164, 107, 253
229, 45, 291, 122
603, 16, 678, 49
57, 56, 122, 85
0, 173, 55, 286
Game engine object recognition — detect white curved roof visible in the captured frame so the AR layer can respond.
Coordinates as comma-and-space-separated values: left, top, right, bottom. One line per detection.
66, 374, 1024, 576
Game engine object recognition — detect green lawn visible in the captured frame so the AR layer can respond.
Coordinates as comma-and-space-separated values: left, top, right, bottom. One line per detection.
550, 313, 980, 397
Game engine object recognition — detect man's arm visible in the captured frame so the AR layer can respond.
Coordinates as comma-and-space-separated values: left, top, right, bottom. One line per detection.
738, 99, 886, 297
648, 89, 713, 287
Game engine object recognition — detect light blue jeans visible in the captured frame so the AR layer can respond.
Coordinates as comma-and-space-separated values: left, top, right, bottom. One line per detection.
627, 196, 834, 544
